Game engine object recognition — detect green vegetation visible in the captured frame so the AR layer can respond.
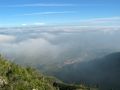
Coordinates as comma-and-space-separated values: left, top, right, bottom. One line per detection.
0, 55, 98, 90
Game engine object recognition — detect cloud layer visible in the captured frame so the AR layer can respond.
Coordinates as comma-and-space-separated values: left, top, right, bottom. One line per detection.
0, 35, 15, 43
0, 17, 120, 67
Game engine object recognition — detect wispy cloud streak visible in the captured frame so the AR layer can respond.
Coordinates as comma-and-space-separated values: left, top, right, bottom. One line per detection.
21, 11, 76, 16
81, 17, 120, 22
79, 17, 120, 26
0, 3, 103, 7
0, 3, 75, 7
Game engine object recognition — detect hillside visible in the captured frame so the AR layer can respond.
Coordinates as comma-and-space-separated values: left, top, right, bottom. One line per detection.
50, 52, 120, 90
0, 55, 98, 90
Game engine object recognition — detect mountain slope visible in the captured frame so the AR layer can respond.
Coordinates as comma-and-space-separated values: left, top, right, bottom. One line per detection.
0, 55, 97, 90
0, 55, 59, 90
51, 52, 120, 90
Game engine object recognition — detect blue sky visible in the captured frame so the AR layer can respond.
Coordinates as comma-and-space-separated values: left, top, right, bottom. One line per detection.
0, 0, 120, 27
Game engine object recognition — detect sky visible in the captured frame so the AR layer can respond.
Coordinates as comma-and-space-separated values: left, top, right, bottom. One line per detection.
0, 0, 120, 27
0, 0, 120, 70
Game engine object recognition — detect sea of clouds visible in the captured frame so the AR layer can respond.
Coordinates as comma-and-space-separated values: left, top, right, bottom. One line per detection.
0, 25, 120, 67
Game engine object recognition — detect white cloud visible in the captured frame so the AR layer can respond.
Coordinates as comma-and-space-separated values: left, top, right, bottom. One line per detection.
0, 35, 15, 43
0, 3, 104, 8
79, 17, 120, 26
0, 37, 61, 65
21, 24, 27, 26
22, 11, 75, 16
1, 16, 120, 34
33, 22, 46, 26
81, 17, 120, 22
21, 22, 45, 26
0, 3, 75, 7
0, 23, 120, 65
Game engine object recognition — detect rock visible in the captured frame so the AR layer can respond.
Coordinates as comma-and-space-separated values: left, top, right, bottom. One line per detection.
0, 76, 8, 88
32, 89, 38, 90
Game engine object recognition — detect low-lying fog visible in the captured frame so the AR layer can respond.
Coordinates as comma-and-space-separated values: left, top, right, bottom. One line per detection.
0, 26, 120, 67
